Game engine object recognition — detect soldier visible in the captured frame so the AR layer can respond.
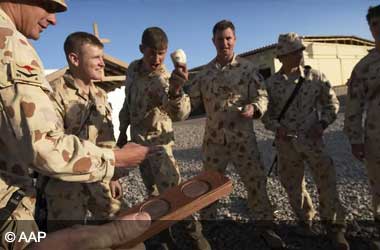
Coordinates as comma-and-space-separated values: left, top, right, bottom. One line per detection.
42, 32, 124, 232
344, 5, 380, 249
262, 32, 349, 249
117, 27, 210, 250
117, 27, 190, 197
0, 1, 152, 249
171, 20, 285, 249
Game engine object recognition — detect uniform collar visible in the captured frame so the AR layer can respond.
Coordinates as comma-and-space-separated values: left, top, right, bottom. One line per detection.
63, 70, 99, 101
62, 70, 76, 88
211, 54, 239, 70
278, 65, 305, 82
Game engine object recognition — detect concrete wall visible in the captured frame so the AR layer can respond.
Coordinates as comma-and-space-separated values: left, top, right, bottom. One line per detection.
302, 42, 373, 87
244, 48, 277, 75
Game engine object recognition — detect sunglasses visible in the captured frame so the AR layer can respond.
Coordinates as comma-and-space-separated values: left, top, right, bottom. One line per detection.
36, 0, 60, 13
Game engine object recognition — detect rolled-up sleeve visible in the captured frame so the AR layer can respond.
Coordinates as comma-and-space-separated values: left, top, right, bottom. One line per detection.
319, 73, 339, 125
249, 70, 268, 119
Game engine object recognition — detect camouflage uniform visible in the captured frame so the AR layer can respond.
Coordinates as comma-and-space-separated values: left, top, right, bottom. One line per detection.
344, 48, 380, 220
0, 8, 115, 250
263, 65, 346, 225
44, 70, 121, 232
118, 60, 211, 250
119, 59, 190, 195
188, 54, 274, 220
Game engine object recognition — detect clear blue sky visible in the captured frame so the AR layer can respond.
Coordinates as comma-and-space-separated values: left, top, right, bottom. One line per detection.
34, 0, 378, 71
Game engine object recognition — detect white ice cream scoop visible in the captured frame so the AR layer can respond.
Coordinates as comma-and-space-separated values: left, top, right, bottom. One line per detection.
170, 49, 187, 65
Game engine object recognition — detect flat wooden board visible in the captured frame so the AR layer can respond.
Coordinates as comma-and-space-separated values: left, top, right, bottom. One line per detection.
115, 170, 233, 249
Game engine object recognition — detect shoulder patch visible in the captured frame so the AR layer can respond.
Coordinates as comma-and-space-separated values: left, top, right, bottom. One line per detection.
10, 61, 43, 85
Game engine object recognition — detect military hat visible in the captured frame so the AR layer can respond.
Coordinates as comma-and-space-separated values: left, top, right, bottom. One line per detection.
47, 0, 67, 12
276, 32, 305, 57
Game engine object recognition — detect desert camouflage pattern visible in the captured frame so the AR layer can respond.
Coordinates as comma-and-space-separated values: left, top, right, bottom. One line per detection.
119, 60, 209, 248
276, 32, 305, 57
344, 48, 380, 220
44, 71, 120, 231
188, 55, 274, 220
189, 55, 268, 145
0, 8, 114, 248
51, 71, 115, 149
119, 59, 190, 194
263, 66, 345, 225
0, 204, 38, 250
263, 66, 339, 134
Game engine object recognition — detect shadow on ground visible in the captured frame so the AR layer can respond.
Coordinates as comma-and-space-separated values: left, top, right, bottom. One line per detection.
145, 220, 378, 250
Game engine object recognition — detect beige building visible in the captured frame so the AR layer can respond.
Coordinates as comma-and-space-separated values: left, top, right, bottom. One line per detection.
190, 35, 374, 96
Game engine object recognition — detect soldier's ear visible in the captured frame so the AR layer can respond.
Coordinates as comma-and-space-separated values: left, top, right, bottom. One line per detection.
68, 52, 80, 67
139, 44, 144, 54
212, 37, 216, 47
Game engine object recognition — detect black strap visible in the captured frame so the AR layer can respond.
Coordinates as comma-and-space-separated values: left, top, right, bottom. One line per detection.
35, 174, 50, 231
75, 102, 96, 136
267, 155, 278, 177
277, 76, 305, 122
0, 189, 25, 223
267, 76, 305, 177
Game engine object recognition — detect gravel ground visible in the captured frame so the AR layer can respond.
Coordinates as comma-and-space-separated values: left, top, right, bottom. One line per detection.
120, 112, 378, 250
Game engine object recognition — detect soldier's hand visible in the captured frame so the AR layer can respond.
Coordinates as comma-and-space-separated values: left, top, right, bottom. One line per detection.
110, 180, 123, 199
169, 62, 188, 96
114, 143, 155, 168
240, 104, 254, 119
26, 212, 151, 250
116, 132, 128, 148
351, 143, 365, 161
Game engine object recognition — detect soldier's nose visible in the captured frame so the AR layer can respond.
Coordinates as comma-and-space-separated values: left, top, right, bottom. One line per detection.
46, 13, 57, 25
99, 58, 105, 67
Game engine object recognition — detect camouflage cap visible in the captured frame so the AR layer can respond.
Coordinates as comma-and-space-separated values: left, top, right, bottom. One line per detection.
276, 32, 305, 57
48, 0, 67, 12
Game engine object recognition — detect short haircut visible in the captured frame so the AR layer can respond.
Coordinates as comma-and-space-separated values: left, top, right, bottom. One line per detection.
366, 5, 380, 23
212, 20, 235, 37
64, 32, 103, 57
141, 27, 168, 50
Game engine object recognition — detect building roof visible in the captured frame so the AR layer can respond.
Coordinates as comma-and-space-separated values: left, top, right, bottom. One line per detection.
46, 53, 128, 92
239, 35, 375, 57
190, 35, 375, 72
304, 35, 374, 45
